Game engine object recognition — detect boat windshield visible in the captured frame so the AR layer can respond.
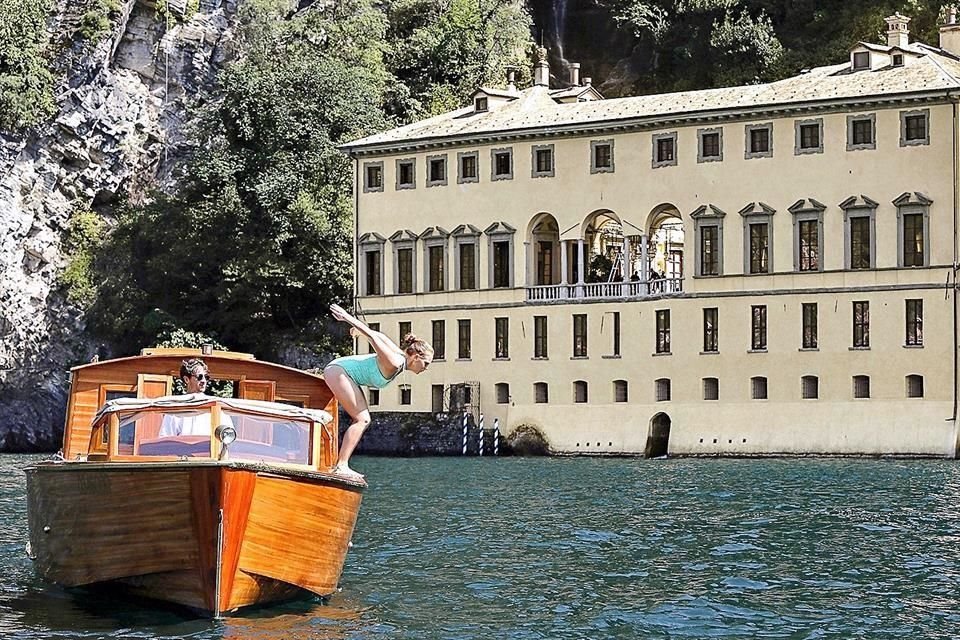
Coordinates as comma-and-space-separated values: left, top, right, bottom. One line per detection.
116, 408, 312, 465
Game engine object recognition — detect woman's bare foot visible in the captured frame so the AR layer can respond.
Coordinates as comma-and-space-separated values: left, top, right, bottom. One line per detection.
333, 462, 365, 481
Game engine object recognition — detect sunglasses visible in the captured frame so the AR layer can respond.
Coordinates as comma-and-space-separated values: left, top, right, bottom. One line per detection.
192, 373, 210, 381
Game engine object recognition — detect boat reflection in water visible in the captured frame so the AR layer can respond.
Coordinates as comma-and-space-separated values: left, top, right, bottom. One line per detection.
25, 348, 365, 617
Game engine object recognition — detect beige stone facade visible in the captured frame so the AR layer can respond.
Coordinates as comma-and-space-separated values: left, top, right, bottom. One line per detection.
342, 16, 960, 457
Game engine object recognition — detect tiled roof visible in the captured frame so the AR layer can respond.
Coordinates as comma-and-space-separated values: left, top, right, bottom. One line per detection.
343, 47, 960, 152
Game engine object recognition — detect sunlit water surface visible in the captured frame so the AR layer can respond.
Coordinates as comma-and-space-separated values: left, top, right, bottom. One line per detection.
2, 454, 960, 639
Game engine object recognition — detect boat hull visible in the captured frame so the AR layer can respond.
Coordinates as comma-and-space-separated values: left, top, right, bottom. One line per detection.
25, 461, 363, 615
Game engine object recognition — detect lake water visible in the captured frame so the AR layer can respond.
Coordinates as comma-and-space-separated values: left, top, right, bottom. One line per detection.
2, 454, 959, 638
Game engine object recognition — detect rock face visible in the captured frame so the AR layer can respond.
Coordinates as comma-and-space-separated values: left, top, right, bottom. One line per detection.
0, 0, 240, 452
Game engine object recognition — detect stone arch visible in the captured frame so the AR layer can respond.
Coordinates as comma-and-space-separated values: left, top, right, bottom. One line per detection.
527, 212, 561, 286
644, 412, 671, 458
580, 209, 623, 283
643, 203, 685, 288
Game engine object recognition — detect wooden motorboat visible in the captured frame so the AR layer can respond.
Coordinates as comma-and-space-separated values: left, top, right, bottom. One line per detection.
25, 347, 364, 617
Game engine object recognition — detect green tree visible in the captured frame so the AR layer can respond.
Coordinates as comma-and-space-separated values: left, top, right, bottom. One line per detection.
0, 0, 56, 131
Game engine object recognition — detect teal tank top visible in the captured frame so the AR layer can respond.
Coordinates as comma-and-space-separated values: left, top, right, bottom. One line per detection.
327, 353, 403, 389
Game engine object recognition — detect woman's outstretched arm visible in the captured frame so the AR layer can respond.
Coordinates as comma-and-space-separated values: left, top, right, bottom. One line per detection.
330, 304, 405, 369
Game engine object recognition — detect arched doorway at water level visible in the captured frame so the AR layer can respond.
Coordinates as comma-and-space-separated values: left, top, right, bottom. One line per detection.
644, 413, 671, 458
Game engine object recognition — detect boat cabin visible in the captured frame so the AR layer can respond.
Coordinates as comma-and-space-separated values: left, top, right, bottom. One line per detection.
63, 348, 339, 471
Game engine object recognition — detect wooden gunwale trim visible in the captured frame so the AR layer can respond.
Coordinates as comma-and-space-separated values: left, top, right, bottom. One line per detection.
24, 461, 367, 490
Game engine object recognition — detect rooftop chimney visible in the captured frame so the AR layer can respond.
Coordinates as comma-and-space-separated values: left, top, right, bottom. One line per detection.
582, 76, 592, 86
940, 6, 960, 57
885, 13, 911, 49
534, 46, 550, 87
506, 66, 517, 93
568, 62, 580, 87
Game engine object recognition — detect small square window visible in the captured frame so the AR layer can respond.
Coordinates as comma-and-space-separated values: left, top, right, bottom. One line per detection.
427, 155, 447, 186
751, 376, 768, 400
853, 375, 870, 399
458, 152, 479, 184
698, 128, 722, 163
703, 377, 719, 401
363, 162, 384, 192
801, 375, 818, 400
396, 159, 415, 189
853, 51, 870, 70
534, 382, 549, 403
745, 124, 772, 159
492, 148, 513, 180
614, 380, 628, 403
574, 380, 588, 403
652, 132, 677, 168
892, 53, 904, 67
906, 374, 923, 398
475, 96, 488, 112
901, 110, 929, 146
847, 114, 876, 151
655, 378, 671, 402
399, 384, 412, 405
795, 119, 823, 154
532, 144, 555, 178
495, 382, 510, 404
591, 140, 614, 173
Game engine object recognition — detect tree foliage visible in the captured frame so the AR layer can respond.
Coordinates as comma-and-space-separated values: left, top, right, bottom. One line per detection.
0, 0, 56, 131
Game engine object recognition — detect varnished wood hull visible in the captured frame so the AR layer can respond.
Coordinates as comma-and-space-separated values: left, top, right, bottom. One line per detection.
25, 461, 364, 616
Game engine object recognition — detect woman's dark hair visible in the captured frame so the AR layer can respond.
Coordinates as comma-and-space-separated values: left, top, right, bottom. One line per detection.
400, 334, 433, 356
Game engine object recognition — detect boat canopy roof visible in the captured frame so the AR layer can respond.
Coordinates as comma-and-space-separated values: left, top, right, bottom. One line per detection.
93, 393, 334, 427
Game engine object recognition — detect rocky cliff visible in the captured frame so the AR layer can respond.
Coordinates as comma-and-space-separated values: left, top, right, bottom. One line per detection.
0, 0, 239, 451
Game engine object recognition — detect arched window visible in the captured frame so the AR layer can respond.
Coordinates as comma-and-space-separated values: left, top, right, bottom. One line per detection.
613, 380, 628, 403
573, 380, 588, 403
801, 375, 818, 400
905, 374, 923, 398
853, 375, 870, 399
751, 376, 768, 400
495, 383, 510, 404
655, 378, 671, 402
534, 382, 549, 404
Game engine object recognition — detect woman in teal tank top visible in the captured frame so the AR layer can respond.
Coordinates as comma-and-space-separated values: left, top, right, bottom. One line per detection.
324, 304, 433, 480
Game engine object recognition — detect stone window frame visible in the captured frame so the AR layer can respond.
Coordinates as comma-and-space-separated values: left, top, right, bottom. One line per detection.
426, 154, 448, 187
485, 221, 516, 289
697, 127, 723, 163
846, 113, 876, 151
451, 224, 481, 290
362, 161, 384, 193
794, 117, 824, 155
840, 195, 878, 270
494, 317, 510, 360
431, 319, 446, 361
389, 229, 418, 295
744, 123, 773, 159
491, 147, 514, 181
900, 108, 930, 147
531, 144, 556, 178
590, 139, 615, 174
457, 151, 479, 184
789, 198, 825, 273
395, 158, 416, 190
652, 131, 678, 168
420, 226, 450, 292
893, 191, 932, 268
691, 204, 726, 277
740, 202, 775, 275
357, 232, 386, 296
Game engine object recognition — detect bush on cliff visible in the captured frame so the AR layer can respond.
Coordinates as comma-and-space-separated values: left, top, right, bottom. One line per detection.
0, 0, 56, 132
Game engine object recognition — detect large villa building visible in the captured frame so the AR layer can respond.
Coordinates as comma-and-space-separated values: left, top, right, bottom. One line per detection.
341, 13, 960, 457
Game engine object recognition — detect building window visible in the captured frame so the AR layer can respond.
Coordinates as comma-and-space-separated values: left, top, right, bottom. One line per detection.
894, 193, 931, 268
458, 242, 477, 289
428, 245, 445, 291
703, 307, 718, 353
396, 247, 414, 294
364, 250, 381, 295
457, 151, 479, 184
573, 314, 588, 357
486, 222, 515, 289
853, 301, 870, 348
853, 51, 870, 69
591, 139, 614, 173
906, 374, 924, 398
432, 319, 445, 360
368, 388, 380, 406
906, 299, 923, 346
748, 222, 769, 274
852, 375, 870, 399
475, 96, 488, 112
427, 154, 448, 186
399, 384, 412, 405
698, 127, 722, 163
751, 305, 767, 351
366, 322, 379, 354
458, 319, 471, 359
396, 159, 415, 190
795, 118, 823, 155
495, 317, 509, 359
841, 196, 878, 270
703, 377, 719, 401
534, 315, 548, 358
900, 109, 929, 146
531, 144, 555, 178
801, 375, 818, 399
692, 205, 726, 277
893, 53, 904, 66
491, 147, 513, 180
363, 161, 383, 192
534, 382, 549, 403
432, 384, 444, 412
399, 321, 411, 343
655, 309, 671, 354
492, 241, 510, 287
847, 114, 876, 151
613, 379, 628, 403
751, 376, 768, 400
789, 199, 825, 273
802, 303, 818, 349
655, 378, 671, 402
745, 123, 773, 159
495, 382, 510, 404
574, 380, 588, 403
611, 311, 621, 357
652, 132, 678, 168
